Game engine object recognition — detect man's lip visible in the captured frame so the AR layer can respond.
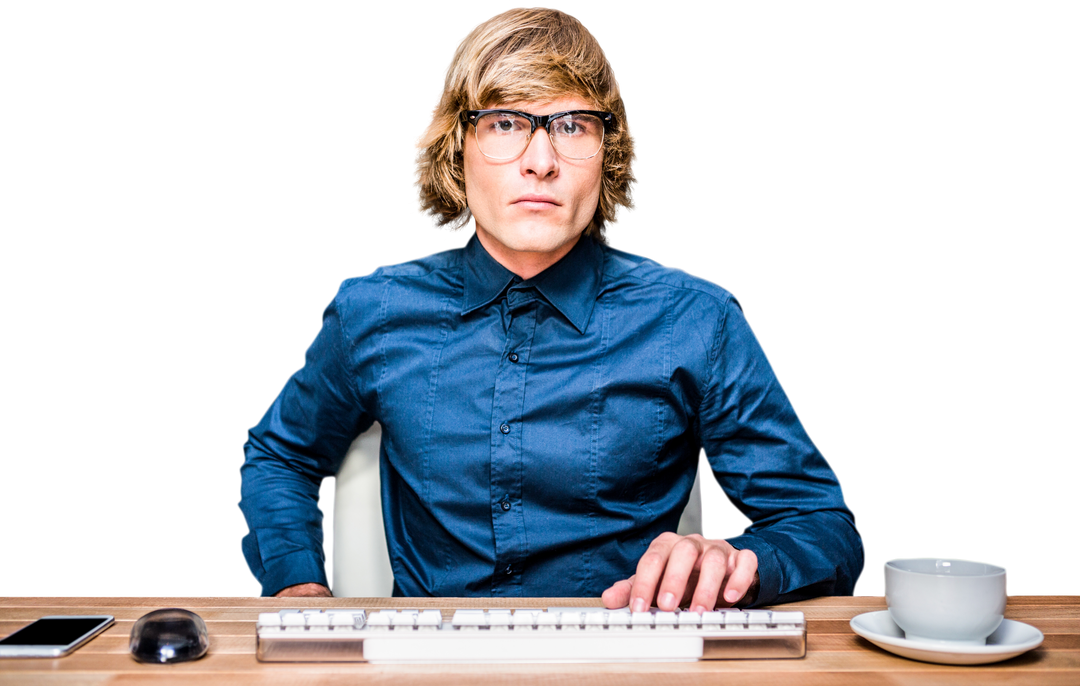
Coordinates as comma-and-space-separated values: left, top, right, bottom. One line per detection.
514, 195, 561, 205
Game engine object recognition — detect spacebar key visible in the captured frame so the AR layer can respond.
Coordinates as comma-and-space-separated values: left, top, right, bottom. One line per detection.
363, 634, 703, 663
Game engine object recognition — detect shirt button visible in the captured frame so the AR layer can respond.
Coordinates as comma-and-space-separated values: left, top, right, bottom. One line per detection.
508, 352, 520, 363
504, 564, 514, 576
500, 500, 511, 511
499, 423, 510, 434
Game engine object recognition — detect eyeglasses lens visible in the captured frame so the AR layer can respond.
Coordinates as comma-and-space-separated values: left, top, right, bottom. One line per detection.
474, 112, 605, 160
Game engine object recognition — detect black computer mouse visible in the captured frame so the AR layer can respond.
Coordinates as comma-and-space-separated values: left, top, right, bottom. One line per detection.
129, 608, 209, 663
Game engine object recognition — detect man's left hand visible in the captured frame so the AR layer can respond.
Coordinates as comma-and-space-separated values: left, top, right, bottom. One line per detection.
601, 532, 759, 612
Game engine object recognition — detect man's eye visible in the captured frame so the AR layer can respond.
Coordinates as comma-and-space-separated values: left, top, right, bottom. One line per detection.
553, 117, 590, 137
485, 115, 524, 134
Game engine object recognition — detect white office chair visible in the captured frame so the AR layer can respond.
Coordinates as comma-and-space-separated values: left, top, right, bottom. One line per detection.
333, 425, 394, 597
677, 467, 703, 538
332, 424, 703, 597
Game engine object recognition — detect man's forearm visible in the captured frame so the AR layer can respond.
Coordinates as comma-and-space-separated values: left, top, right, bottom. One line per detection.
239, 439, 330, 597
728, 509, 863, 606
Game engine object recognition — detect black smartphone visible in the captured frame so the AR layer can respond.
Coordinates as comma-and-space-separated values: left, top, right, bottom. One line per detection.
0, 616, 115, 658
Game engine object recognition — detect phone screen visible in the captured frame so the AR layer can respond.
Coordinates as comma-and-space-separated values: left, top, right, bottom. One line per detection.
0, 618, 110, 646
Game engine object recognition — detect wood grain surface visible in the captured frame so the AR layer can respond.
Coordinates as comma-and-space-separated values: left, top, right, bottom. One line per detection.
1, 596, 1077, 685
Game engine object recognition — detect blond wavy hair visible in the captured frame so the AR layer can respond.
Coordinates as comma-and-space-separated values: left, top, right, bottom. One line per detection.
417, 8, 634, 241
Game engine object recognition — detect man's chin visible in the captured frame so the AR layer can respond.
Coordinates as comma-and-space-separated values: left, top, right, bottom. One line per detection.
505, 226, 583, 250
505, 240, 566, 254
477, 223, 582, 257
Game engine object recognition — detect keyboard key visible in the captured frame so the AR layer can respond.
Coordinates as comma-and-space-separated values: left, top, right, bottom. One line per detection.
281, 613, 306, 629
723, 611, 749, 628
654, 612, 679, 630
257, 613, 282, 628
631, 611, 654, 628
535, 612, 559, 630
488, 612, 512, 630
331, 612, 359, 629
582, 612, 605, 630
451, 610, 487, 629
700, 611, 725, 628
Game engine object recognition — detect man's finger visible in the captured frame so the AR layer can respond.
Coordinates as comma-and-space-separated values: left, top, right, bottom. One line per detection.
601, 577, 634, 609
687, 544, 728, 613
720, 548, 759, 605
654, 536, 705, 611
628, 533, 680, 612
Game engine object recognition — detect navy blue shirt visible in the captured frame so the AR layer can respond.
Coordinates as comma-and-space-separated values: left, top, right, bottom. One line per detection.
240, 234, 863, 604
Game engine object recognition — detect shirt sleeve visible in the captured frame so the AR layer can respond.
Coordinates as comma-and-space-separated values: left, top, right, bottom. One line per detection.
698, 297, 864, 606
239, 290, 373, 597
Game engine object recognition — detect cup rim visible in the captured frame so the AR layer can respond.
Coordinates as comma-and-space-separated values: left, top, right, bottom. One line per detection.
886, 558, 1005, 578
881, 557, 1006, 592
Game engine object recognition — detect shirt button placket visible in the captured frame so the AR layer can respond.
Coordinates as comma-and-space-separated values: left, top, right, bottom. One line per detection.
489, 303, 534, 595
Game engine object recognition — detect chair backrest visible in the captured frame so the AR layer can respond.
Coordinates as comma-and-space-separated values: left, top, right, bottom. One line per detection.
332, 425, 393, 597
676, 463, 703, 538
332, 424, 703, 597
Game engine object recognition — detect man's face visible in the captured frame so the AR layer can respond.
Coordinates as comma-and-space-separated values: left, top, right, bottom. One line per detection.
463, 97, 604, 270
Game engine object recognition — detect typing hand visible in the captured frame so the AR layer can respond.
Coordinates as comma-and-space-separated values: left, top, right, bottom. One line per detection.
274, 582, 333, 598
601, 532, 759, 612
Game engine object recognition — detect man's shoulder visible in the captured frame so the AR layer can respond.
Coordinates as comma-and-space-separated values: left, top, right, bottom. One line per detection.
337, 247, 464, 296
600, 245, 734, 308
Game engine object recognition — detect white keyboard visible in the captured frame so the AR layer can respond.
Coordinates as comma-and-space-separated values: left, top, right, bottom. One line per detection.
256, 607, 806, 663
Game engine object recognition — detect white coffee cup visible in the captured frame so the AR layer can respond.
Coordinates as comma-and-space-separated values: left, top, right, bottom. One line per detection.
885, 558, 1006, 645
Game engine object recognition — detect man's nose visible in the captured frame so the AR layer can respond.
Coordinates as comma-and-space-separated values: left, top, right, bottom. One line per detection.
520, 127, 559, 177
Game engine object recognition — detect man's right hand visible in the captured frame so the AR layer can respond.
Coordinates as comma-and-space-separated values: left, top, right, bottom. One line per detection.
601, 532, 758, 612
274, 582, 333, 597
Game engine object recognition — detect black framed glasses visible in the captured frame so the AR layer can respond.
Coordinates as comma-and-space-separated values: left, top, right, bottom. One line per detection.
463, 109, 616, 160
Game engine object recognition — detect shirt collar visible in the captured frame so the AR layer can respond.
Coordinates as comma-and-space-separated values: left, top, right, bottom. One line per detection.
460, 232, 604, 334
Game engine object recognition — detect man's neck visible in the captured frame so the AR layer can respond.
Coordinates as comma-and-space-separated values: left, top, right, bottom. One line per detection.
474, 227, 583, 281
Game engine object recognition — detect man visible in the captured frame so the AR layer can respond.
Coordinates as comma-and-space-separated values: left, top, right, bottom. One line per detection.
240, 8, 863, 612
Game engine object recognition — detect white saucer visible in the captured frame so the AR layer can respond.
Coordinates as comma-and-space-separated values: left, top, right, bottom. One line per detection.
849, 611, 1043, 665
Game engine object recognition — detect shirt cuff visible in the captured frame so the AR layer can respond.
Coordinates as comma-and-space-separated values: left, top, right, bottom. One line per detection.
244, 530, 329, 597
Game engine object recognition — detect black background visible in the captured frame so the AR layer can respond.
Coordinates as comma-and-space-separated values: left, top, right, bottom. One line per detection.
6, 4, 1071, 596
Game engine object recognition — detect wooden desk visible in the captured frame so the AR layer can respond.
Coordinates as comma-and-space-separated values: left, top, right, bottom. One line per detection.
1, 596, 1077, 685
